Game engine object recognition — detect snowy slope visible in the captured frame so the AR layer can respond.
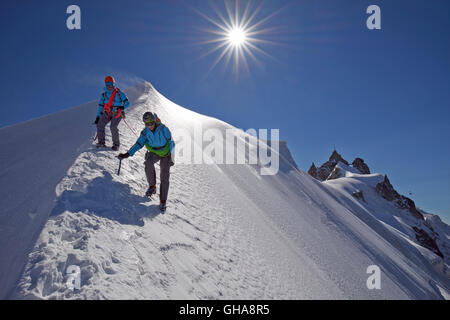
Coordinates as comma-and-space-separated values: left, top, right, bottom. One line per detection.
323, 163, 450, 275
2, 82, 449, 299
0, 85, 146, 298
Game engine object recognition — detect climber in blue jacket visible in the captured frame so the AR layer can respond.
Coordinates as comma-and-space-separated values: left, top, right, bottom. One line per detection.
118, 112, 174, 212
94, 76, 130, 150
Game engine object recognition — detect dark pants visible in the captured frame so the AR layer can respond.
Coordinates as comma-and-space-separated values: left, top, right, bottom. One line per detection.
145, 152, 171, 202
96, 113, 121, 146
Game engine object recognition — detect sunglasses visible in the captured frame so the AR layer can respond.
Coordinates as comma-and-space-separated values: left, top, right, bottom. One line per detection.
105, 82, 114, 87
145, 120, 156, 125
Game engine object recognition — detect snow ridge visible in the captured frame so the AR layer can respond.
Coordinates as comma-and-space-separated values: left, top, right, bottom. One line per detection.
3, 82, 449, 299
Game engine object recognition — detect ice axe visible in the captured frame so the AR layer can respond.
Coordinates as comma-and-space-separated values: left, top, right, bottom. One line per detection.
117, 158, 122, 176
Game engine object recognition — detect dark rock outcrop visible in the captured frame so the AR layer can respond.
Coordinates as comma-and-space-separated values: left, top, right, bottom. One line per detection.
412, 227, 444, 258
313, 150, 349, 181
376, 175, 424, 220
307, 163, 318, 179
352, 190, 366, 203
317, 166, 331, 181
375, 175, 397, 202
329, 150, 349, 166
352, 158, 370, 174
326, 166, 343, 181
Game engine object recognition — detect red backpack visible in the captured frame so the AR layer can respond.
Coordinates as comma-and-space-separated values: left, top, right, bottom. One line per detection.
103, 88, 123, 118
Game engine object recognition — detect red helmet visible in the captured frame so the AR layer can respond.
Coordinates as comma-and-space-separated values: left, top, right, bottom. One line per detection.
104, 76, 115, 83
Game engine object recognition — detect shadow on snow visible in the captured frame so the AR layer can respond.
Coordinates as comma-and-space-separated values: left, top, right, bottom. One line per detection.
50, 171, 161, 226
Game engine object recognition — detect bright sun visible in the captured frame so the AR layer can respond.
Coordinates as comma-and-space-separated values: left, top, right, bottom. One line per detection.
192, 0, 283, 77
228, 27, 247, 46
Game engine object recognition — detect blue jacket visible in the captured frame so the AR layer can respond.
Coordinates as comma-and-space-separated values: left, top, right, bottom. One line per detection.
128, 123, 175, 156
97, 87, 130, 116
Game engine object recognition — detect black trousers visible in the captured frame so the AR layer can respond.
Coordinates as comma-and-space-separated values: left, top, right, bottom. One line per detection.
144, 152, 171, 202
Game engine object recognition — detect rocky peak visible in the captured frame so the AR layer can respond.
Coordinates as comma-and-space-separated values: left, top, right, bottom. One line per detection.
307, 163, 318, 179
308, 152, 444, 261
308, 151, 372, 181
352, 158, 370, 174
376, 175, 424, 220
308, 150, 350, 181
329, 150, 349, 166
375, 175, 398, 201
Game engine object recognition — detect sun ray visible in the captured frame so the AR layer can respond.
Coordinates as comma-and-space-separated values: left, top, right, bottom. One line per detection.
200, 43, 233, 82
246, 26, 286, 37
234, 0, 240, 28
241, 1, 264, 30
224, 0, 236, 29
208, 43, 234, 73
210, 1, 233, 31
188, 4, 229, 33
199, 40, 232, 60
239, 44, 251, 75
246, 13, 277, 32
245, 37, 280, 46
223, 43, 235, 70
242, 44, 263, 68
245, 41, 278, 62
245, 5, 288, 33
240, 0, 252, 29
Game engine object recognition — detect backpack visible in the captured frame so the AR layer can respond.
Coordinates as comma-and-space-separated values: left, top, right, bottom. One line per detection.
102, 88, 124, 118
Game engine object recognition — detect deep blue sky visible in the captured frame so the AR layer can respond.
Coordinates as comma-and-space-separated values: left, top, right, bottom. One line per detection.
1, 0, 449, 223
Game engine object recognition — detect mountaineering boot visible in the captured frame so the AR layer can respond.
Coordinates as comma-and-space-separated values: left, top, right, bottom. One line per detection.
159, 201, 167, 213
111, 145, 119, 151
96, 142, 106, 148
145, 185, 156, 197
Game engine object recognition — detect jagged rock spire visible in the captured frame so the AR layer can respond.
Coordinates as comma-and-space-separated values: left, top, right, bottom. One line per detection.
329, 149, 349, 166
375, 175, 424, 220
352, 158, 370, 174
308, 163, 318, 179
308, 149, 350, 181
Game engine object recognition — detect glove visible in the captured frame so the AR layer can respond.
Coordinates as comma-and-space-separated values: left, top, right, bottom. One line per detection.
117, 152, 130, 160
94, 116, 99, 124
121, 111, 126, 119
169, 153, 175, 166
